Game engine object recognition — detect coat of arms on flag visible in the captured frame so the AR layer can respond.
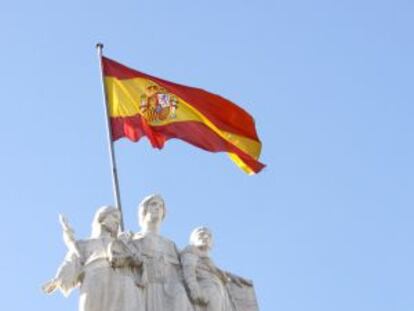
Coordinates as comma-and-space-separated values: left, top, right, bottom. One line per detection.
102, 56, 265, 174
140, 83, 178, 122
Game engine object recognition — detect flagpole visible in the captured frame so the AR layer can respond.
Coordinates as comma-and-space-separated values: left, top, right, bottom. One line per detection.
96, 43, 125, 231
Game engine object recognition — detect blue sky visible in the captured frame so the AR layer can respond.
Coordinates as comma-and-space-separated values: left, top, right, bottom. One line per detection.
1, 0, 413, 310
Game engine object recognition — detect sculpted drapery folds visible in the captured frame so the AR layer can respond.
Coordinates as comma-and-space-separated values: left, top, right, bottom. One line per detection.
42, 206, 143, 311
43, 196, 259, 311
110, 194, 193, 311
181, 227, 256, 311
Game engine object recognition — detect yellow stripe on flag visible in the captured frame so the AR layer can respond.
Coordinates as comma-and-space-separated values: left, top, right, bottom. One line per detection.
105, 77, 261, 162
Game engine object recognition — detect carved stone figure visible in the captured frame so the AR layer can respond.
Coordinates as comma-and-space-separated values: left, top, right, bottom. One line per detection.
43, 197, 259, 311
181, 227, 259, 311
43, 206, 143, 311
112, 194, 193, 311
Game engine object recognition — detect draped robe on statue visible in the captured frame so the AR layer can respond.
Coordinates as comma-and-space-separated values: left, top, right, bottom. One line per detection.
125, 232, 193, 311
181, 245, 234, 311
55, 237, 143, 311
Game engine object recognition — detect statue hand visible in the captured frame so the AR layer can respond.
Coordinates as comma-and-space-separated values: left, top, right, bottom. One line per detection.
194, 294, 209, 306
240, 277, 253, 286
190, 288, 209, 306
232, 276, 253, 287
42, 279, 59, 294
108, 239, 136, 268
216, 270, 231, 284
59, 214, 80, 257
197, 294, 209, 306
109, 254, 127, 268
118, 230, 133, 241
131, 255, 143, 268
109, 253, 141, 269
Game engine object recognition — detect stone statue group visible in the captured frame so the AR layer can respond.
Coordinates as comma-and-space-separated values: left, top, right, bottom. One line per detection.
43, 194, 259, 311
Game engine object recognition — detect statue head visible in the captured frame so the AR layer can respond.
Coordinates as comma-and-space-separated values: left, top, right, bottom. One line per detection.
190, 226, 213, 251
138, 194, 166, 230
91, 206, 121, 238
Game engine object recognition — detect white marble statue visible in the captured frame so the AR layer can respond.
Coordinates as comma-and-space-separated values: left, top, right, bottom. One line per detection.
42, 206, 143, 311
43, 196, 259, 311
111, 194, 193, 311
181, 227, 259, 311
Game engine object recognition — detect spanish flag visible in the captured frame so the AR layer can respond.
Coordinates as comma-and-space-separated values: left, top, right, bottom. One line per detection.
102, 57, 265, 174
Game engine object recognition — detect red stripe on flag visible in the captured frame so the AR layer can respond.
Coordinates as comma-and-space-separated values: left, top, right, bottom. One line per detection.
103, 57, 260, 142
110, 115, 265, 173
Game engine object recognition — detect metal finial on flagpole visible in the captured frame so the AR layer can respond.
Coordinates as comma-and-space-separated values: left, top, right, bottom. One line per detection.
96, 43, 125, 231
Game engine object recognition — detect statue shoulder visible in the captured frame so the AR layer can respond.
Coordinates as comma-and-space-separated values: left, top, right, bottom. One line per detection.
73, 239, 93, 254
133, 232, 175, 245
181, 245, 197, 256
160, 236, 181, 256
180, 245, 200, 264
160, 235, 177, 247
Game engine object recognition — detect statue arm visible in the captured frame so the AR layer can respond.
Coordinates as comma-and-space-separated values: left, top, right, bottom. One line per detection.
42, 215, 84, 297
42, 250, 84, 297
181, 247, 208, 305
59, 214, 81, 257
108, 234, 142, 269
218, 269, 253, 287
